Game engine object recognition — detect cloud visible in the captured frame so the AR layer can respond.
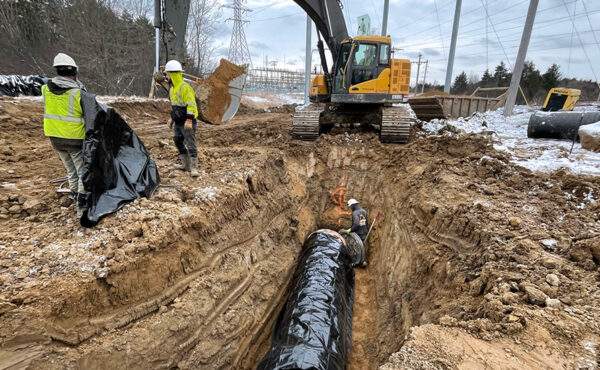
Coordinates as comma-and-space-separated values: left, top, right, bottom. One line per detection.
214, 0, 600, 81
249, 41, 270, 49
422, 48, 441, 57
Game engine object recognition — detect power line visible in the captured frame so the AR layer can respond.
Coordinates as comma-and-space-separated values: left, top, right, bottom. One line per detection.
561, 0, 598, 81
433, 0, 447, 60
396, 5, 599, 50
250, 12, 304, 22
390, 0, 455, 32
567, 0, 577, 76
580, 0, 600, 55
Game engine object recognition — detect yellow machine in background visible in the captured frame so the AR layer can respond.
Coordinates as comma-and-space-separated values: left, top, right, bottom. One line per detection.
541, 88, 581, 111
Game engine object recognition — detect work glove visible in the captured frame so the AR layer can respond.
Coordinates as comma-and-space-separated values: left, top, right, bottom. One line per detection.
184, 119, 193, 131
167, 118, 173, 129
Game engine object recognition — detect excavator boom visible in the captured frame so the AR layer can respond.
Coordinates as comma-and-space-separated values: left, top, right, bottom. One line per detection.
292, 0, 348, 63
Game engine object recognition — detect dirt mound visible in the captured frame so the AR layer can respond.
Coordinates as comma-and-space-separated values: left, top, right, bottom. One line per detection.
191, 59, 246, 125
1, 96, 599, 369
416, 90, 449, 97
236, 102, 263, 116
268, 103, 298, 113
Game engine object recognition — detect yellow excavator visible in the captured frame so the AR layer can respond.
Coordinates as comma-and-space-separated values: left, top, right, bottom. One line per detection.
292, 0, 413, 143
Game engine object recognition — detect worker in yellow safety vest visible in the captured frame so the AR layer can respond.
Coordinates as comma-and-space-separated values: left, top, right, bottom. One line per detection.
42, 53, 88, 218
164, 60, 199, 177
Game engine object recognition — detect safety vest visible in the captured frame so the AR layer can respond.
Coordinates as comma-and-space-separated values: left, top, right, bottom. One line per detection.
167, 71, 198, 118
42, 85, 85, 140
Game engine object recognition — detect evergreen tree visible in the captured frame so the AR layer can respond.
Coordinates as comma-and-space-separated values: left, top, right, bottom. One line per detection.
481, 69, 494, 87
542, 64, 562, 92
493, 61, 511, 87
519, 60, 542, 103
451, 71, 469, 94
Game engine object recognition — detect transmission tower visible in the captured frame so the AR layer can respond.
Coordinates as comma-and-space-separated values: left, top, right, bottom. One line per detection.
224, 0, 253, 69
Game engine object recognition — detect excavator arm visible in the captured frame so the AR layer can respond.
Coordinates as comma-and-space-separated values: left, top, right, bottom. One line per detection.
292, 0, 348, 71
155, 0, 191, 63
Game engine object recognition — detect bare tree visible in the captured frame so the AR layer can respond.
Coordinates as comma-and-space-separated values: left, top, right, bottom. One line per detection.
100, 0, 153, 18
186, 0, 222, 76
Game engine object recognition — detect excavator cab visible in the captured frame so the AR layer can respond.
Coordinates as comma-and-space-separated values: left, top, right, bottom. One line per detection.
311, 37, 410, 103
293, 0, 413, 143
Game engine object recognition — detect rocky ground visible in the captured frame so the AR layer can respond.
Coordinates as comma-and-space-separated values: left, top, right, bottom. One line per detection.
0, 96, 599, 369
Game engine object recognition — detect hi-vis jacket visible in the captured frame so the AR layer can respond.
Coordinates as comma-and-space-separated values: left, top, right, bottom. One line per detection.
42, 84, 84, 139
167, 71, 198, 122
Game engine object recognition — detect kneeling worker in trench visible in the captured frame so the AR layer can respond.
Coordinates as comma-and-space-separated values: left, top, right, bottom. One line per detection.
164, 60, 200, 177
339, 198, 368, 267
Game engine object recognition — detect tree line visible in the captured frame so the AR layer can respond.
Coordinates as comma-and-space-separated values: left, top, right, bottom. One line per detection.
447, 61, 599, 103
0, 0, 221, 96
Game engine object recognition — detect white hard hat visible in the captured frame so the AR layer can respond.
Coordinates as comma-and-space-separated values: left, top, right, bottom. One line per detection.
165, 60, 183, 72
53, 53, 78, 69
347, 198, 358, 207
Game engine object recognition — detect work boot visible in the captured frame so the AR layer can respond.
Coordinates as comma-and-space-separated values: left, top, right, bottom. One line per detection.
76, 193, 87, 218
173, 154, 190, 171
189, 157, 199, 178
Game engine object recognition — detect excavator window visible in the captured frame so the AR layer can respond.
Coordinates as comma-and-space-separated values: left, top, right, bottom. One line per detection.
334, 43, 353, 93
379, 44, 390, 65
351, 43, 377, 85
354, 44, 377, 66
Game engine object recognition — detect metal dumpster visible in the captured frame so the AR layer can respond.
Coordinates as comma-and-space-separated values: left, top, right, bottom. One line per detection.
408, 87, 509, 121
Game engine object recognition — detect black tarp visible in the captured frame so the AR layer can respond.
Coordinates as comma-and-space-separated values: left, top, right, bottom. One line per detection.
0, 75, 45, 96
258, 229, 355, 370
79, 92, 160, 227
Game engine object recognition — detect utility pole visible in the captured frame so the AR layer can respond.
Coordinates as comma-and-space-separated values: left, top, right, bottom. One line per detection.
414, 53, 422, 94
304, 15, 312, 105
381, 0, 390, 36
444, 0, 462, 93
421, 60, 429, 94
503, 0, 539, 116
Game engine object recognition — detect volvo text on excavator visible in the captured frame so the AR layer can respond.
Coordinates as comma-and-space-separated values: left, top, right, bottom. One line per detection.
292, 0, 413, 143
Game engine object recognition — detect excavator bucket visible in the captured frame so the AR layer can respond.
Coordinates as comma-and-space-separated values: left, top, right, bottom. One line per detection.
222, 73, 247, 122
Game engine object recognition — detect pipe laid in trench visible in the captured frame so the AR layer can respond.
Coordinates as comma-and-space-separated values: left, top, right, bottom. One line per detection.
258, 229, 363, 370
527, 111, 600, 140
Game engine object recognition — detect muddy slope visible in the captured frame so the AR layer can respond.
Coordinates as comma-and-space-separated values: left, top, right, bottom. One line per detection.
0, 97, 599, 369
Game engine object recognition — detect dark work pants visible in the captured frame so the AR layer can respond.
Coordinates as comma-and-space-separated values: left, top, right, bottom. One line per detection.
173, 120, 197, 158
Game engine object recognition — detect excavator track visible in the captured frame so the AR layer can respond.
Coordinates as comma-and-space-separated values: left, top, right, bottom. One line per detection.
292, 110, 321, 141
379, 106, 413, 143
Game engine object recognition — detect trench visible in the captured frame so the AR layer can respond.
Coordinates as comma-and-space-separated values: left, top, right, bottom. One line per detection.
10, 131, 486, 369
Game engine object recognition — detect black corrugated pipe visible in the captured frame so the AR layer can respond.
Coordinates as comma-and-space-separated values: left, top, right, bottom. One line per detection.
257, 229, 358, 370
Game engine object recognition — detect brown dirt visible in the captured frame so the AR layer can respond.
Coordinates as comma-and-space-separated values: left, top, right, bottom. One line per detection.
191, 59, 246, 125
1, 95, 600, 369
415, 90, 450, 97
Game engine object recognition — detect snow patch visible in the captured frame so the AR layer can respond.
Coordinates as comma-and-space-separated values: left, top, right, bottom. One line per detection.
421, 105, 600, 175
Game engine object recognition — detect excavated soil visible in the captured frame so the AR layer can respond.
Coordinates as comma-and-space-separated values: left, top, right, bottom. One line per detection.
1, 96, 599, 369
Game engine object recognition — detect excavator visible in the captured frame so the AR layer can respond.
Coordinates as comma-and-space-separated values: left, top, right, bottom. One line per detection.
292, 0, 413, 143
157, 0, 412, 140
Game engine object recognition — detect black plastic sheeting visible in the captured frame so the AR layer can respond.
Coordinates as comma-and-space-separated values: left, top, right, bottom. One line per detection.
79, 92, 160, 227
258, 229, 355, 370
0, 75, 45, 97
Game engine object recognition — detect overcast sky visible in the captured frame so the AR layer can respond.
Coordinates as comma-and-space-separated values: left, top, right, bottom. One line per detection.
213, 0, 600, 86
